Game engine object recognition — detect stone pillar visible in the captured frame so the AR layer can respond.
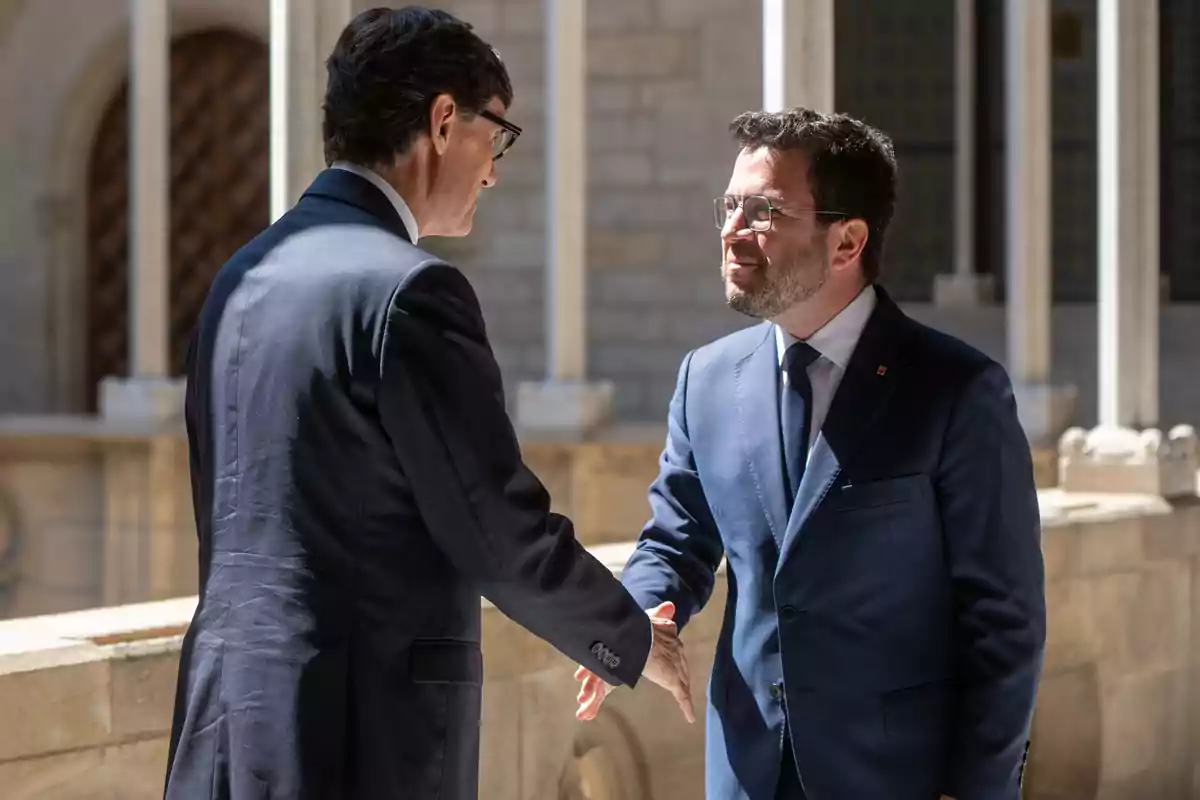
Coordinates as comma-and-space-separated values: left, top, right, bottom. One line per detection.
270, 0, 352, 222
99, 0, 185, 424
761, 0, 834, 112
934, 0, 994, 307
1003, 0, 1075, 447
516, 0, 614, 436
1059, 0, 1196, 497
1097, 0, 1157, 430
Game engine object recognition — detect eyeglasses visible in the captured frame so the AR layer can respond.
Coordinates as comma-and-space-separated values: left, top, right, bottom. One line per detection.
713, 194, 845, 232
478, 109, 522, 160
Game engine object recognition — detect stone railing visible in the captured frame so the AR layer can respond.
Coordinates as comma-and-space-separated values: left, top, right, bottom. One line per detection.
1027, 492, 1200, 798
0, 419, 668, 621
0, 417, 1059, 623
2, 495, 1200, 798
0, 543, 722, 800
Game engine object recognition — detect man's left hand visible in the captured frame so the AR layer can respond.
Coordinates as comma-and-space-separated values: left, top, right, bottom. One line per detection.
575, 602, 689, 722
574, 665, 614, 721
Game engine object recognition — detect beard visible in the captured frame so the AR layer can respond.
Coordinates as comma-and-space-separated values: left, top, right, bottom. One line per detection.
724, 247, 829, 319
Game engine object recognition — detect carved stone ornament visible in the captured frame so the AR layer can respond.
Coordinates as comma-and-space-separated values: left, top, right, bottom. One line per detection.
557, 710, 648, 800
0, 489, 21, 600
1058, 424, 1198, 497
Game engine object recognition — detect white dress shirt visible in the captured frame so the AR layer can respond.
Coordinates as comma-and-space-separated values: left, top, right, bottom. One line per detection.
775, 284, 877, 459
331, 161, 420, 244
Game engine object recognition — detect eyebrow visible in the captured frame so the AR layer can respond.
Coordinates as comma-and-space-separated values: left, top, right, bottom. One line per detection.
725, 191, 787, 202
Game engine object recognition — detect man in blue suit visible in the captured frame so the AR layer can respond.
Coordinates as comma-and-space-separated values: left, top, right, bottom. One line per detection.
575, 108, 1046, 799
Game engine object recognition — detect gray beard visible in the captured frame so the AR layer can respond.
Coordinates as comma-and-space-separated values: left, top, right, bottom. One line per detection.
725, 258, 828, 319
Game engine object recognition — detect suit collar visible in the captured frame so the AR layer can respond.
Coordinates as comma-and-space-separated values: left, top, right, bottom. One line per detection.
774, 284, 877, 371
330, 162, 420, 244
300, 168, 414, 243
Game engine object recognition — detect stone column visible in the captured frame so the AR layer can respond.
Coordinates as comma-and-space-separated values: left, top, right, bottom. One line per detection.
1059, 0, 1196, 496
270, 0, 352, 221
1003, 0, 1075, 447
98, 0, 185, 423
1097, 0, 1157, 430
516, 0, 615, 436
761, 0, 834, 112
934, 0, 994, 307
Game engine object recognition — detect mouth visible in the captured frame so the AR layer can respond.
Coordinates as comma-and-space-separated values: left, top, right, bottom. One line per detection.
725, 259, 765, 277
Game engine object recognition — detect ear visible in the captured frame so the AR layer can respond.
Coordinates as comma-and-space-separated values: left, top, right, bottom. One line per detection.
829, 218, 869, 272
428, 93, 458, 156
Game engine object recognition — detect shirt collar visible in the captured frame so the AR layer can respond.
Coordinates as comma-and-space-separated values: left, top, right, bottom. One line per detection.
331, 161, 419, 244
775, 284, 878, 370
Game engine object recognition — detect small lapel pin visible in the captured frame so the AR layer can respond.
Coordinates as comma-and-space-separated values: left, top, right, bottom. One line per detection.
876, 365, 888, 376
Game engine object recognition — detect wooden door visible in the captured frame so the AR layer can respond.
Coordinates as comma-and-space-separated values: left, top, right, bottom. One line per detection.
85, 29, 269, 409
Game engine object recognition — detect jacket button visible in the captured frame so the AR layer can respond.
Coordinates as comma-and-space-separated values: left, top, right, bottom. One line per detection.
779, 605, 798, 622
769, 681, 783, 700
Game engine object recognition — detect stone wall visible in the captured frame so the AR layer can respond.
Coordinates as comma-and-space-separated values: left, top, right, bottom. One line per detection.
0, 0, 271, 414
422, 0, 759, 423
1027, 494, 1200, 798
0, 413, 1088, 627
3, 498, 1200, 799
0, 547, 722, 800
1, 0, 1200, 420
0, 418, 195, 620
0, 420, 669, 621
903, 304, 1200, 431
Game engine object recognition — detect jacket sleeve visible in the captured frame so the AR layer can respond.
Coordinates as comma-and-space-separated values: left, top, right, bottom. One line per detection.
376, 261, 652, 688
620, 350, 725, 632
936, 362, 1046, 800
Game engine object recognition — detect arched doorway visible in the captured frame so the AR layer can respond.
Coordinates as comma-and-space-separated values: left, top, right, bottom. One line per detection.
85, 29, 269, 410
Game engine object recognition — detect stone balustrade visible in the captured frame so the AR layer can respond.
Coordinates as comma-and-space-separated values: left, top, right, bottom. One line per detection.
0, 543, 722, 799
0, 418, 1061, 623
2, 417, 1200, 797
1, 494, 1199, 798
0, 419, 674, 618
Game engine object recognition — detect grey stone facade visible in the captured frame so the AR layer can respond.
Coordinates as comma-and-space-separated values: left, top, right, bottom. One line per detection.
426, 0, 1200, 421
0, 0, 1197, 424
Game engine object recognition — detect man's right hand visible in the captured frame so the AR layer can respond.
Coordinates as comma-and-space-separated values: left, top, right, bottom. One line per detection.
574, 601, 695, 724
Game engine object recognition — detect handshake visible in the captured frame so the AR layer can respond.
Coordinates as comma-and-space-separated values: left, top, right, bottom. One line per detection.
574, 601, 696, 724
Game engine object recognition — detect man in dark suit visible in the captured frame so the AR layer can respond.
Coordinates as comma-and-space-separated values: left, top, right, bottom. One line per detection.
575, 108, 1046, 799
163, 8, 692, 800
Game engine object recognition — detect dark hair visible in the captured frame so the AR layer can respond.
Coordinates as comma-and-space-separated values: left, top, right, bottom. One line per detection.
729, 108, 897, 283
322, 6, 513, 166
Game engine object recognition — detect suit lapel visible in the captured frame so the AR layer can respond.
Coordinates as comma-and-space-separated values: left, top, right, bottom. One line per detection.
778, 432, 839, 563
776, 289, 910, 571
734, 325, 789, 548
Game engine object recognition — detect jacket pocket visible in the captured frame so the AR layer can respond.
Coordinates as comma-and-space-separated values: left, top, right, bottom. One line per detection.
881, 678, 952, 738
829, 473, 930, 513
410, 638, 484, 686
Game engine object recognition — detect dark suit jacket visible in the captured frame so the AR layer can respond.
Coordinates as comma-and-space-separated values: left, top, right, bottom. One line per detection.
163, 169, 652, 800
621, 290, 1046, 800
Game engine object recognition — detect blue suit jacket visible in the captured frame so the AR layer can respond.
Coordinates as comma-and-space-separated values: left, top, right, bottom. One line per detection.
164, 170, 652, 800
622, 290, 1046, 800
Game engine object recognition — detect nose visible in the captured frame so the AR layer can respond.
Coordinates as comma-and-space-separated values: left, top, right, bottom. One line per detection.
721, 205, 754, 243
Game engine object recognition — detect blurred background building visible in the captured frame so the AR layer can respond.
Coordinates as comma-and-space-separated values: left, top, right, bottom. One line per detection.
0, 0, 1198, 425
0, 1, 1198, 798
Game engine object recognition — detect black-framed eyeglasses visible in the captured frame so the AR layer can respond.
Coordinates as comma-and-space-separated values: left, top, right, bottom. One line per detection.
478, 109, 522, 160
714, 194, 845, 232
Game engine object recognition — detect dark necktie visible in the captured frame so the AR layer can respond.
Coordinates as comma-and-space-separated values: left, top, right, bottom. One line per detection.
781, 341, 821, 507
